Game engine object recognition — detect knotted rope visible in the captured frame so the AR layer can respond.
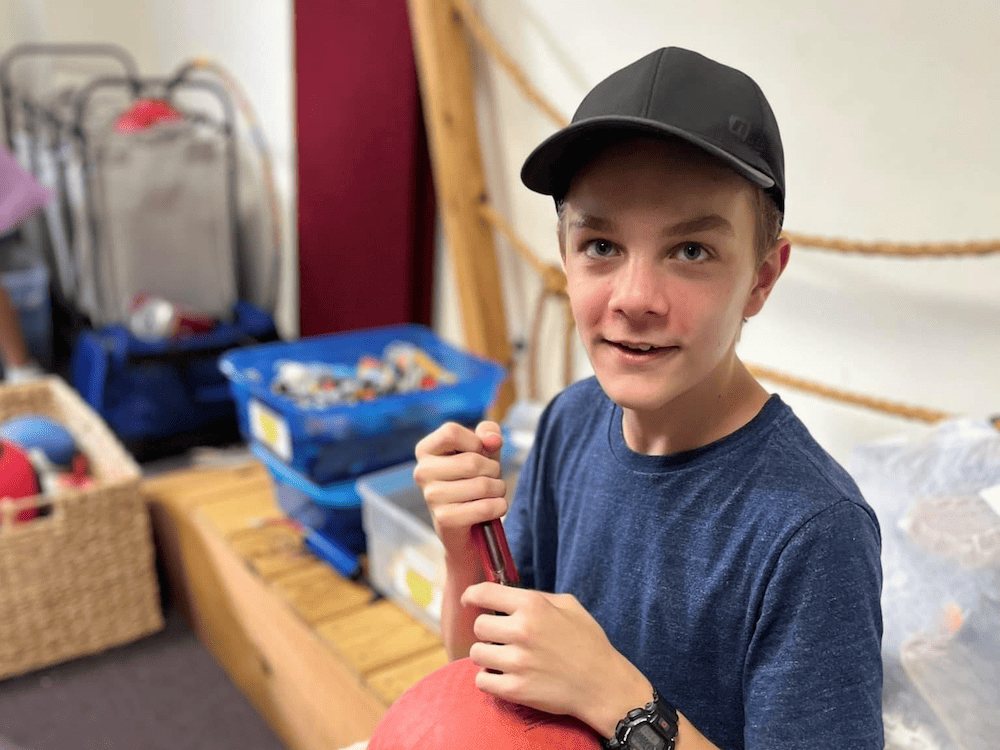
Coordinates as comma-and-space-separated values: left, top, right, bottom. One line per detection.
454, 0, 992, 422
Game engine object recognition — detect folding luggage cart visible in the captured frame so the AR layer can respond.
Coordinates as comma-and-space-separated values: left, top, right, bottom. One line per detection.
0, 43, 280, 459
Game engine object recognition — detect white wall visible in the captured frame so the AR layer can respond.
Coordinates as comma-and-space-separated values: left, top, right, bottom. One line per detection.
435, 0, 1000, 464
5, 0, 997, 464
1, 0, 297, 338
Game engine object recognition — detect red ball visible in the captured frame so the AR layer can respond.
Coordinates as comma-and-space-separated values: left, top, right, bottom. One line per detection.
368, 657, 603, 750
0, 439, 40, 522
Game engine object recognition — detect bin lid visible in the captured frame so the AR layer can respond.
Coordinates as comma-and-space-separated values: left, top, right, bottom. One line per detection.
251, 442, 362, 508
218, 323, 506, 414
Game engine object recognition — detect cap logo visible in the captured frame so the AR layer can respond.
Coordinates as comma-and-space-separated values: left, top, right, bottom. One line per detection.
728, 115, 751, 142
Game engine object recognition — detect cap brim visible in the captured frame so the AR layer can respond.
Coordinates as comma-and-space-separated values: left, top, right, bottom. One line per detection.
520, 116, 775, 197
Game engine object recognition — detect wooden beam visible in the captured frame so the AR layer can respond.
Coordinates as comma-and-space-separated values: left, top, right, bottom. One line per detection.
408, 0, 515, 418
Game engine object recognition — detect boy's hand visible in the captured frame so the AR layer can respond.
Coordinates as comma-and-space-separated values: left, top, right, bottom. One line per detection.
413, 421, 508, 561
461, 582, 654, 738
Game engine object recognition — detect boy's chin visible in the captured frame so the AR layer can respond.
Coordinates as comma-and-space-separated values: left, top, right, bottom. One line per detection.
595, 376, 677, 415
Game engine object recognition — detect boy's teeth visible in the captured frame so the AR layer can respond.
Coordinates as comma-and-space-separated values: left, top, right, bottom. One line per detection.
622, 343, 652, 351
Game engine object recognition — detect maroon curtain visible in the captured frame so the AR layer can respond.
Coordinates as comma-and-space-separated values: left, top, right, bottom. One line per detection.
295, 0, 436, 337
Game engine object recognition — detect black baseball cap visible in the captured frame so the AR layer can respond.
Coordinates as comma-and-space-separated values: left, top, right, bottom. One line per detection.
520, 47, 785, 215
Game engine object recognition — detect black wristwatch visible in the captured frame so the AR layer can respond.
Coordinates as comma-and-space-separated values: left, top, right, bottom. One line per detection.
603, 688, 678, 750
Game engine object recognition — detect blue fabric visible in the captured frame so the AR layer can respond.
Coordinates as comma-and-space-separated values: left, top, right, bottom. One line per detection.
504, 377, 883, 750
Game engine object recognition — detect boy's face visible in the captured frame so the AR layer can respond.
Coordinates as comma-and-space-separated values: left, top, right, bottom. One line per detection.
559, 137, 784, 420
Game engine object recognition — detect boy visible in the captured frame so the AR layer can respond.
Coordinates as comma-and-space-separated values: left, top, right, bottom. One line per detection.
414, 47, 882, 750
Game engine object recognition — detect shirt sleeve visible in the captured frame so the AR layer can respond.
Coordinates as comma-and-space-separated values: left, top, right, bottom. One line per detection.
743, 500, 884, 750
502, 392, 566, 593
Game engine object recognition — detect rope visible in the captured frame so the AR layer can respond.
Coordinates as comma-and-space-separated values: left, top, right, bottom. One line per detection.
478, 200, 575, 398
455, 0, 1000, 260
527, 286, 548, 401
477, 197, 958, 424
478, 201, 549, 278
451, 0, 569, 128
746, 365, 953, 424
783, 231, 1000, 257
449, 0, 989, 423
476, 181, 962, 423
526, 281, 574, 400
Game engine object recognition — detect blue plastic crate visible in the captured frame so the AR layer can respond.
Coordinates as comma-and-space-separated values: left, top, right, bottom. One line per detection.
219, 324, 507, 485
250, 442, 366, 556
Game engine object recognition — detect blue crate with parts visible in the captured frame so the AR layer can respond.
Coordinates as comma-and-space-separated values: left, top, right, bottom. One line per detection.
220, 323, 507, 485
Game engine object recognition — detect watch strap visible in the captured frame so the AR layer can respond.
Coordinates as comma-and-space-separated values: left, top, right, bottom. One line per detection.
603, 688, 678, 750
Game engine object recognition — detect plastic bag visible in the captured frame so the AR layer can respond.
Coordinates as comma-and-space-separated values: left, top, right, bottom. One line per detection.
849, 418, 1000, 750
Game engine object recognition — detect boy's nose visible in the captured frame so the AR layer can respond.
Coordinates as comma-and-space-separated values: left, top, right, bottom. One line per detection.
608, 256, 668, 318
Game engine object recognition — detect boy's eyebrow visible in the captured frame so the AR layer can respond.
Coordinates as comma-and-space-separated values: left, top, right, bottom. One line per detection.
566, 212, 735, 237
661, 214, 735, 237
567, 213, 616, 232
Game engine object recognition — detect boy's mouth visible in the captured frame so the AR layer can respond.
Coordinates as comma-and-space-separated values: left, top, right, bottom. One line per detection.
605, 339, 677, 356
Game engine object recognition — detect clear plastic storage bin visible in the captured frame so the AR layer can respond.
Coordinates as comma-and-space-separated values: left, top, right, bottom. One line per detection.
357, 442, 521, 635
357, 460, 445, 633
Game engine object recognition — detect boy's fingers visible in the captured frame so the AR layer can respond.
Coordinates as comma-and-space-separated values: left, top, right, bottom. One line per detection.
422, 474, 507, 507
432, 494, 508, 530
461, 580, 521, 614
414, 451, 502, 485
476, 420, 504, 456
476, 420, 502, 439
415, 421, 484, 459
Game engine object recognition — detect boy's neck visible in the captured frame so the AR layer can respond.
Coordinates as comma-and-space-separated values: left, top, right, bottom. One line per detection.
620, 357, 770, 456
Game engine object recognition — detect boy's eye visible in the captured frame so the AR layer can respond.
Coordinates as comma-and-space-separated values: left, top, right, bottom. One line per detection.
583, 240, 618, 259
675, 242, 709, 262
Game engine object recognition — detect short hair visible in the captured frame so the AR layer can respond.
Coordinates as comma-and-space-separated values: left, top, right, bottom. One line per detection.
556, 184, 783, 267
750, 186, 784, 267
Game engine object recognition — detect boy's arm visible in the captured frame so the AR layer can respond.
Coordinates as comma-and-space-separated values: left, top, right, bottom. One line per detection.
744, 500, 883, 748
462, 499, 883, 750
413, 421, 507, 661
462, 582, 723, 748
439, 552, 486, 660
568, 650, 721, 750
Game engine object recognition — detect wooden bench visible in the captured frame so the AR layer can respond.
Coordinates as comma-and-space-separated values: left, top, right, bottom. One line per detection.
144, 460, 448, 750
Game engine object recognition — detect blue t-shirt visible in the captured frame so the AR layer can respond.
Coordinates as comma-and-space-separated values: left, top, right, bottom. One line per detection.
504, 377, 883, 750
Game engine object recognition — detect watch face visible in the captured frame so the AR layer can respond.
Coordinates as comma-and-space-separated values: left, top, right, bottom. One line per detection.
630, 723, 665, 750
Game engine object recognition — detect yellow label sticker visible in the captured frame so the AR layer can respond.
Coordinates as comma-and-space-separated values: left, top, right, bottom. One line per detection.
249, 399, 291, 461
405, 567, 435, 609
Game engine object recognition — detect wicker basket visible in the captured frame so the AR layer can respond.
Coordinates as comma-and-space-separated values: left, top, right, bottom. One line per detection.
0, 376, 163, 680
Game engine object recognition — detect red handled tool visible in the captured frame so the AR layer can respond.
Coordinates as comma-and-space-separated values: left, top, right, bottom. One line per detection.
471, 517, 520, 587
471, 517, 519, 672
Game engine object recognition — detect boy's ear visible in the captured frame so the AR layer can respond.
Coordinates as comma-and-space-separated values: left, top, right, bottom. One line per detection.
743, 237, 791, 319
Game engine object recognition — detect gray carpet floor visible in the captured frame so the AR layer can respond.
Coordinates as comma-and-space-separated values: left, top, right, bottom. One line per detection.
0, 604, 287, 750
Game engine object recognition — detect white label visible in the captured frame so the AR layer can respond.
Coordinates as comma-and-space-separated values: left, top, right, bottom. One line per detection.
249, 399, 291, 462
981, 484, 1000, 517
